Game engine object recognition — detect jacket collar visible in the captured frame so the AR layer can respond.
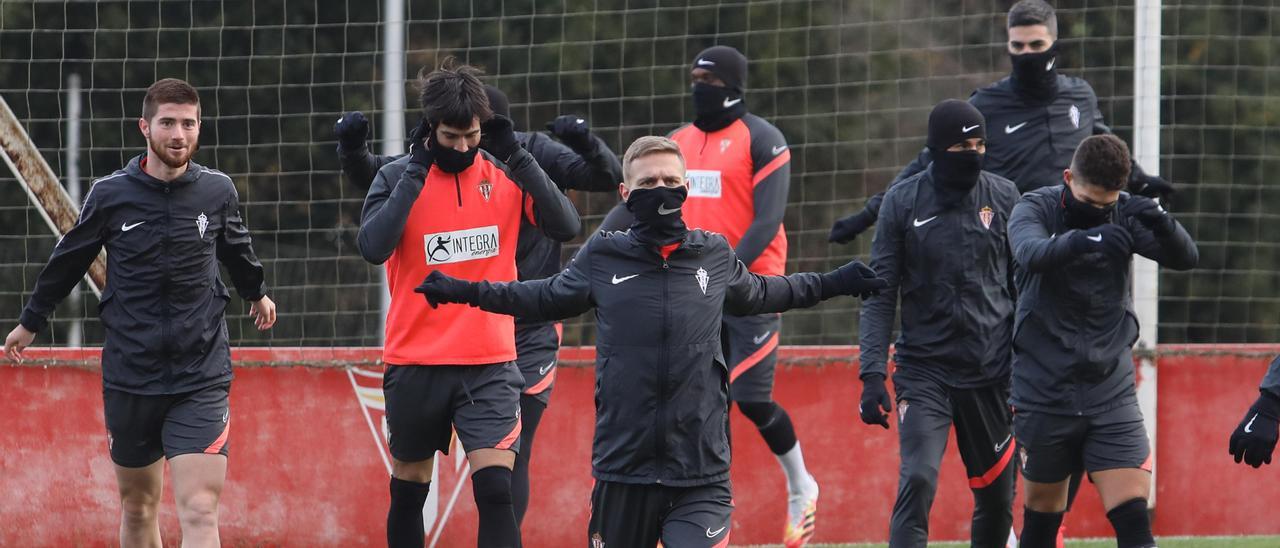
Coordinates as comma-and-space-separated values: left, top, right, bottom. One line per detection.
125, 154, 203, 190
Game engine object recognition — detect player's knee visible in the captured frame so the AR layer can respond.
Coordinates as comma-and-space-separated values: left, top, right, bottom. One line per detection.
177, 491, 220, 528
736, 400, 779, 427
1023, 486, 1069, 513
471, 466, 513, 505
901, 466, 939, 495
391, 457, 434, 483
119, 494, 160, 524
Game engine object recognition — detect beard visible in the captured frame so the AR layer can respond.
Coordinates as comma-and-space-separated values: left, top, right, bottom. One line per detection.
149, 135, 194, 169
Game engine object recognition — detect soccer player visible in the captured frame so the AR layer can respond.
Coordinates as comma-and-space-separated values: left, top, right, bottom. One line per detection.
1228, 354, 1280, 468
829, 0, 1174, 244
335, 84, 622, 525
413, 135, 888, 548
3, 78, 276, 547
598, 45, 818, 546
857, 99, 1020, 548
356, 62, 579, 548
1007, 135, 1197, 548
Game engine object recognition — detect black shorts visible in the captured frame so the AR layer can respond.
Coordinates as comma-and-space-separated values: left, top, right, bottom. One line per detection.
587, 479, 733, 548
724, 313, 780, 403
515, 323, 560, 406
893, 372, 1016, 489
103, 382, 231, 468
1013, 401, 1152, 484
383, 362, 524, 462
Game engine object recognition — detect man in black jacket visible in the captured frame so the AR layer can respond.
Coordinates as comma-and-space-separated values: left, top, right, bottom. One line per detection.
1008, 135, 1197, 548
4, 78, 275, 547
336, 84, 621, 525
414, 135, 887, 548
829, 0, 1175, 244
1228, 354, 1280, 468
858, 100, 1020, 548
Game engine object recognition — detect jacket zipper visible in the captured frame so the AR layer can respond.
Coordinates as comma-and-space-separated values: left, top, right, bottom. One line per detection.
655, 250, 671, 484
454, 174, 463, 208
161, 185, 174, 389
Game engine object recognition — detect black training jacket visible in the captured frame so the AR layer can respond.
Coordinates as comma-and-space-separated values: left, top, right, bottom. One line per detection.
1261, 355, 1280, 397
465, 229, 829, 486
860, 168, 1021, 388
1007, 186, 1197, 415
20, 156, 266, 395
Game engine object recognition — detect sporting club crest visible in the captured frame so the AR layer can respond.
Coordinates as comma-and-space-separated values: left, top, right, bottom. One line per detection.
719, 139, 731, 154
477, 179, 492, 202
979, 206, 994, 230
196, 212, 208, 238
898, 400, 909, 423
1069, 104, 1081, 129
696, 267, 709, 295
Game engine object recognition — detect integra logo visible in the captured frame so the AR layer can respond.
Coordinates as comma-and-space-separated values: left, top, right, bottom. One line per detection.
424, 225, 500, 265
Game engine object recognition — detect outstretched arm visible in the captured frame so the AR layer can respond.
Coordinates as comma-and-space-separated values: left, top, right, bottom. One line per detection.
417, 241, 596, 321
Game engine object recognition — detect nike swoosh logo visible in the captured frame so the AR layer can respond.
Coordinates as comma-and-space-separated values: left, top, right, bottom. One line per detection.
696, 58, 715, 66
657, 204, 681, 215
121, 221, 145, 231
772, 145, 787, 155
752, 331, 771, 345
706, 526, 727, 538
994, 433, 1012, 453
1046, 58, 1056, 71
1087, 234, 1103, 242
1245, 413, 1258, 433
575, 118, 584, 124
723, 97, 742, 108
962, 124, 980, 133
538, 361, 555, 376
1005, 122, 1028, 134
611, 274, 639, 285
913, 216, 937, 227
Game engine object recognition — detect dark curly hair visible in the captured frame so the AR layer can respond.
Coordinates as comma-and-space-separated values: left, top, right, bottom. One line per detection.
1071, 134, 1132, 191
417, 58, 492, 128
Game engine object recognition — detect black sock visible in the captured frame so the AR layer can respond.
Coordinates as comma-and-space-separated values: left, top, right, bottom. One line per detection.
1107, 498, 1156, 548
1020, 506, 1065, 548
737, 400, 797, 455
387, 477, 431, 548
472, 466, 520, 548
512, 395, 546, 526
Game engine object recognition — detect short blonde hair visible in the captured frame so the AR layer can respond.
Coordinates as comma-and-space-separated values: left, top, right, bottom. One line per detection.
622, 136, 684, 184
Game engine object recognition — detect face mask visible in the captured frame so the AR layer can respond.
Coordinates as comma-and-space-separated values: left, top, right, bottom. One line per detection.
428, 129, 479, 174
625, 185, 689, 245
691, 83, 746, 132
930, 149, 983, 193
1009, 43, 1059, 101
1062, 185, 1114, 229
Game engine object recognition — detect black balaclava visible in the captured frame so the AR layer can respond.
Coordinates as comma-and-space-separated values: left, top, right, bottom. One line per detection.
1009, 42, 1060, 103
926, 99, 986, 203
690, 45, 748, 132
626, 185, 689, 245
428, 124, 479, 174
1061, 184, 1114, 229
483, 85, 511, 118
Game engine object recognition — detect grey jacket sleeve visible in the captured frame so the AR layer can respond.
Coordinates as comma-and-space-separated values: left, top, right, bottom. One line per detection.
736, 124, 791, 267
339, 144, 402, 192
1128, 214, 1199, 271
858, 188, 904, 379
216, 185, 267, 301
501, 147, 581, 242
472, 241, 595, 320
1009, 197, 1077, 273
357, 160, 428, 265
724, 250, 825, 316
1262, 355, 1280, 397
533, 132, 623, 192
19, 184, 108, 333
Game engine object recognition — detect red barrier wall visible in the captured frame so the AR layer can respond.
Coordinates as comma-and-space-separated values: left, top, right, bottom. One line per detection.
1, 345, 1277, 546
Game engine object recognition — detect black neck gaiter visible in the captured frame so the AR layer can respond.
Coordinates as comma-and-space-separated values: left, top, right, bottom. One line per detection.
691, 83, 747, 132
428, 130, 479, 173
626, 186, 689, 245
1010, 43, 1060, 103
929, 149, 984, 206
1061, 186, 1114, 229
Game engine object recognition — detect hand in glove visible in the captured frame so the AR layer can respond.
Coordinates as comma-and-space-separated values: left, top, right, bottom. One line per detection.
545, 114, 593, 150
1229, 390, 1280, 468
828, 208, 878, 244
479, 114, 521, 162
408, 118, 435, 168
1120, 195, 1176, 237
859, 374, 892, 429
413, 271, 480, 309
1066, 224, 1132, 263
334, 111, 370, 153
1127, 163, 1175, 199
820, 260, 889, 300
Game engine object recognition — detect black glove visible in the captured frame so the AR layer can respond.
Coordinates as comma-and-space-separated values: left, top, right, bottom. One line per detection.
1066, 223, 1132, 263
1229, 390, 1280, 468
408, 118, 435, 168
859, 374, 892, 429
545, 114, 593, 150
334, 111, 370, 153
819, 260, 889, 300
480, 114, 521, 162
413, 271, 479, 309
828, 208, 877, 244
1128, 164, 1175, 199
1120, 195, 1176, 237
